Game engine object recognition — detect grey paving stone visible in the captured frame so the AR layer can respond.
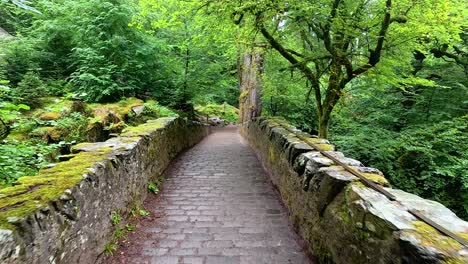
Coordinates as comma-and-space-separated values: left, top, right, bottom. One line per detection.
149, 256, 179, 264
181, 256, 204, 264
106, 128, 313, 264
206, 256, 240, 264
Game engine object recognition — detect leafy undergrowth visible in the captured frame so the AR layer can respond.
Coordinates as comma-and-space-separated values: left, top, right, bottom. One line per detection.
0, 140, 58, 186
195, 103, 239, 124
0, 96, 178, 186
332, 115, 468, 220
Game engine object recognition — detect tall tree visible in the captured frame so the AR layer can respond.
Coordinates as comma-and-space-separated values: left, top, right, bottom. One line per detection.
211, 0, 465, 138
135, 0, 239, 108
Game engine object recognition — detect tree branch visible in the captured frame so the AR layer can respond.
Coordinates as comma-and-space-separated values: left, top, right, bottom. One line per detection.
352, 0, 392, 77
257, 23, 323, 114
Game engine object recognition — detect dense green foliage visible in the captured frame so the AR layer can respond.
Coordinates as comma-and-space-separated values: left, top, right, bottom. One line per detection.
0, 139, 58, 185
332, 116, 467, 219
0, 0, 237, 185
196, 103, 239, 124
0, 0, 467, 219
1, 0, 237, 105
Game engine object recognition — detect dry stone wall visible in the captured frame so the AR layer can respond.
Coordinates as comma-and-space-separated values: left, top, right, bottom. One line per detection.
242, 117, 468, 264
0, 117, 209, 264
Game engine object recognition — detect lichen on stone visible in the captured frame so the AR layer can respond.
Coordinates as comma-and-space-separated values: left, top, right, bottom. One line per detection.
359, 172, 389, 186
442, 257, 466, 264
314, 143, 335, 151
410, 221, 464, 253
268, 145, 276, 163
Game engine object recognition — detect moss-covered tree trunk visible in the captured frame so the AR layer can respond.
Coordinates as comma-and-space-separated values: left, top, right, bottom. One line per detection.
239, 50, 265, 124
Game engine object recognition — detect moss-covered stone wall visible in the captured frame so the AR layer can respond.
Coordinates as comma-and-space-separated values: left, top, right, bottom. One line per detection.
0, 117, 209, 264
242, 117, 468, 264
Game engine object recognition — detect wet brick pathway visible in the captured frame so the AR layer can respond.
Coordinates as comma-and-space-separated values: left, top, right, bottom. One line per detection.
106, 127, 314, 264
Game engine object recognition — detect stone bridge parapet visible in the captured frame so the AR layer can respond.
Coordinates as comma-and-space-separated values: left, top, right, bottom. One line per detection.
0, 117, 209, 263
242, 117, 468, 264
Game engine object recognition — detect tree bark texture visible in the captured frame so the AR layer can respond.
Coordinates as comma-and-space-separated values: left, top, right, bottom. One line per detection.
239, 50, 265, 124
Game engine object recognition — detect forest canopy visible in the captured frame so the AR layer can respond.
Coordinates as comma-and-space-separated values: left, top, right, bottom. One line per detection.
0, 0, 467, 219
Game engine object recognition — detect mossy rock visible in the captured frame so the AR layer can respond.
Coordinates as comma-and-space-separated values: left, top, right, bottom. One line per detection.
30, 127, 51, 138
38, 112, 61, 121
107, 121, 126, 133
6, 132, 27, 141
32, 97, 74, 116
404, 221, 466, 258
359, 172, 389, 186
89, 98, 144, 121
30, 127, 65, 142
121, 119, 172, 137
86, 122, 109, 142
0, 147, 112, 230
70, 101, 90, 116
46, 127, 64, 141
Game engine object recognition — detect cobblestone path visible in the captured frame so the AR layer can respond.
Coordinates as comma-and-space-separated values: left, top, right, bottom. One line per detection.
107, 127, 314, 264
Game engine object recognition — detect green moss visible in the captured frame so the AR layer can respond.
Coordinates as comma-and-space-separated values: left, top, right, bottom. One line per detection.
119, 137, 141, 143
266, 118, 334, 151
315, 143, 335, 151
269, 145, 276, 163
6, 132, 27, 140
339, 202, 351, 226
38, 112, 61, 121
30, 126, 64, 141
30, 127, 52, 137
0, 147, 112, 230
311, 239, 333, 263
410, 221, 464, 253
120, 120, 167, 137
31, 97, 73, 116
352, 182, 367, 189
271, 120, 292, 131
47, 127, 64, 141
195, 103, 239, 124
58, 154, 76, 161
360, 173, 389, 186
240, 90, 249, 100
89, 97, 143, 119
348, 167, 389, 186
71, 142, 95, 153
442, 258, 465, 264
107, 121, 126, 132
457, 232, 468, 241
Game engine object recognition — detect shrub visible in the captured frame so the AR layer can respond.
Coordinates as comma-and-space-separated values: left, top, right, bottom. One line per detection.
44, 79, 74, 97
332, 116, 468, 219
0, 139, 58, 186
12, 72, 46, 108
1, 38, 41, 86
196, 103, 239, 124
143, 100, 178, 118
54, 112, 88, 142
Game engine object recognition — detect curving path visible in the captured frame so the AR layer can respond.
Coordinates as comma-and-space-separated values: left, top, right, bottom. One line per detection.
106, 127, 314, 264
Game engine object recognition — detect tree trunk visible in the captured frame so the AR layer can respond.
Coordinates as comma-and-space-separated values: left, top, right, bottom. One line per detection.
318, 114, 330, 139
239, 49, 265, 124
